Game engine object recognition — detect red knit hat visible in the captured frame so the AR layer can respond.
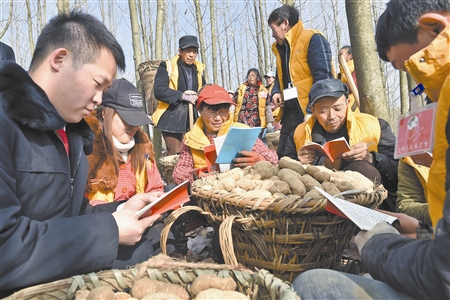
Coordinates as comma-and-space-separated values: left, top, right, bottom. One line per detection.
196, 84, 235, 110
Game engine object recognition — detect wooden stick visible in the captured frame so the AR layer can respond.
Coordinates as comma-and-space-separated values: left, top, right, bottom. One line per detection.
339, 55, 360, 110
188, 102, 194, 131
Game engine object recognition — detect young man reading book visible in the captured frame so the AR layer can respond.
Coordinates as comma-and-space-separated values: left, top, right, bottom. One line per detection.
284, 78, 399, 200
172, 84, 278, 184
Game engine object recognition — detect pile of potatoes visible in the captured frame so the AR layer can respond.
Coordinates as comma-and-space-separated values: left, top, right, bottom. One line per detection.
201, 157, 375, 201
75, 274, 247, 300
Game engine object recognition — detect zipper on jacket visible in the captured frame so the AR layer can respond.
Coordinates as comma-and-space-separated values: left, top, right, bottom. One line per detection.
55, 131, 73, 197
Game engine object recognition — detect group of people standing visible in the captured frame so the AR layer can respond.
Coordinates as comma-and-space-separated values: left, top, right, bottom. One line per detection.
1, 1, 449, 299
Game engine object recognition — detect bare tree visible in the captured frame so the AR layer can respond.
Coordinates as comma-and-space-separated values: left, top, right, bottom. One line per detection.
345, 0, 389, 120
137, 0, 150, 61
193, 0, 209, 83
258, 0, 270, 73
399, 71, 409, 114
0, 0, 13, 39
209, 0, 218, 84
25, 0, 35, 56
56, 0, 70, 15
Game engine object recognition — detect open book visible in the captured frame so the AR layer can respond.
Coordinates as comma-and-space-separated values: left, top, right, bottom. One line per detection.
135, 180, 190, 220
301, 137, 351, 163
215, 126, 261, 164
315, 187, 398, 231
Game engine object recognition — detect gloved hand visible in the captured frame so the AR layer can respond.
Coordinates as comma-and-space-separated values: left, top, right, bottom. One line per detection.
194, 167, 209, 180
355, 222, 400, 254
267, 123, 274, 133
181, 90, 198, 104
232, 150, 266, 167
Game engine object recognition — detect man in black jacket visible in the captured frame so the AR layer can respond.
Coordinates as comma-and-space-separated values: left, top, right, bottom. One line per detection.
152, 35, 206, 155
0, 11, 162, 295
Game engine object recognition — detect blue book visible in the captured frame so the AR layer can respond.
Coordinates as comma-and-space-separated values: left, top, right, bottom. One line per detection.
215, 126, 262, 164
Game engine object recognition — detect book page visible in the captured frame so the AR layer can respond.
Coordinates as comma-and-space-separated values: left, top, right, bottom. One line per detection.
315, 187, 398, 231
215, 126, 261, 164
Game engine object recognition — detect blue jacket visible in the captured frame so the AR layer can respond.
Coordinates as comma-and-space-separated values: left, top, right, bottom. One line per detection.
0, 61, 121, 291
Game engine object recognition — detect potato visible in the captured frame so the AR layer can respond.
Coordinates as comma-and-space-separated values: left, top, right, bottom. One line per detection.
278, 156, 306, 175
333, 180, 355, 192
115, 292, 133, 300
87, 287, 116, 300
303, 189, 324, 200
251, 161, 279, 179
306, 165, 331, 182
235, 179, 261, 191
242, 190, 272, 199
231, 187, 246, 194
277, 168, 306, 197
299, 174, 321, 192
75, 289, 90, 300
142, 292, 182, 299
131, 278, 189, 300
191, 274, 237, 296
266, 180, 291, 195
218, 177, 235, 192
195, 288, 247, 300
321, 181, 342, 197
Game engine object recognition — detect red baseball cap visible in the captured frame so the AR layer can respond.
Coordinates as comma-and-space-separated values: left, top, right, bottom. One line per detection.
196, 84, 235, 110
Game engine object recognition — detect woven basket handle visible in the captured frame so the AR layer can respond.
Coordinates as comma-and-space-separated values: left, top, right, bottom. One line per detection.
160, 206, 211, 255
219, 215, 239, 266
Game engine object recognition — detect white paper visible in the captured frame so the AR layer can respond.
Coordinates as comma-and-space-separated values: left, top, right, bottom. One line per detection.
283, 86, 298, 101
315, 187, 398, 231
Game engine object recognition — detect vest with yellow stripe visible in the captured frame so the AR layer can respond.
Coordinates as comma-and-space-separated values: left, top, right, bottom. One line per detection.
402, 156, 429, 194
271, 21, 322, 122
233, 83, 268, 128
184, 114, 248, 169
151, 55, 205, 126
293, 107, 380, 153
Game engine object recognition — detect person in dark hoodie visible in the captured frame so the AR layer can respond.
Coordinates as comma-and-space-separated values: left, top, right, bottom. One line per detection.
0, 11, 162, 296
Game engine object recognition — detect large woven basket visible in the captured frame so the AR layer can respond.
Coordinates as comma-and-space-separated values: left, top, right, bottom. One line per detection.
159, 154, 180, 185
4, 255, 299, 300
162, 176, 387, 282
138, 59, 164, 115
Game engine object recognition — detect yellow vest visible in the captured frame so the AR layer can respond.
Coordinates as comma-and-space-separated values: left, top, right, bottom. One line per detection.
402, 156, 429, 195
272, 21, 332, 122
184, 115, 248, 169
293, 107, 380, 153
233, 83, 268, 127
405, 26, 450, 226
151, 55, 205, 126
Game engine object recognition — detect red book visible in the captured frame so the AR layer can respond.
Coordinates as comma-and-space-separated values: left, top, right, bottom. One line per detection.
135, 180, 190, 220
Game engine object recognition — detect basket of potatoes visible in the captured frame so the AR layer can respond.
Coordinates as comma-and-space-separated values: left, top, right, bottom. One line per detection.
4, 255, 299, 300
163, 157, 387, 282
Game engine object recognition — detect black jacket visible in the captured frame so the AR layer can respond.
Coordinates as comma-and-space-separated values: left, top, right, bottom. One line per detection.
0, 61, 120, 291
153, 59, 206, 133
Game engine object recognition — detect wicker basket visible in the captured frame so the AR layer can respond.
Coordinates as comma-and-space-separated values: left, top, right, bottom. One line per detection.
5, 255, 299, 300
138, 60, 164, 115
159, 154, 180, 185
162, 176, 387, 282
265, 131, 280, 152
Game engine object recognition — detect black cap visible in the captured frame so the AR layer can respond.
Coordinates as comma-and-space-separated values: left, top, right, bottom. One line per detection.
309, 78, 349, 106
179, 35, 199, 50
102, 78, 152, 126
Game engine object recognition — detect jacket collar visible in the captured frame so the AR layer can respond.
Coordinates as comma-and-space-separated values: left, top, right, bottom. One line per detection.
0, 60, 94, 153
405, 26, 450, 102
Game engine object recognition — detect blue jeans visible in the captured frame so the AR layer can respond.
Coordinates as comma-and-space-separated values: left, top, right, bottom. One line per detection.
292, 269, 413, 300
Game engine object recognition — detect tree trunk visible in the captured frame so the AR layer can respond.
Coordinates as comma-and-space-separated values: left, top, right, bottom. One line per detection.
258, 0, 269, 74
138, 0, 150, 61
253, 2, 264, 74
209, 0, 218, 84
345, 0, 390, 120
194, 0, 209, 83
151, 0, 165, 162
57, 0, 70, 14
25, 0, 35, 56
399, 71, 409, 114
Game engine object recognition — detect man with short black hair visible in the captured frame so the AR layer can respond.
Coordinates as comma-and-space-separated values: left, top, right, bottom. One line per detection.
153, 35, 206, 155
0, 11, 162, 294
284, 78, 398, 197
268, 5, 334, 159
